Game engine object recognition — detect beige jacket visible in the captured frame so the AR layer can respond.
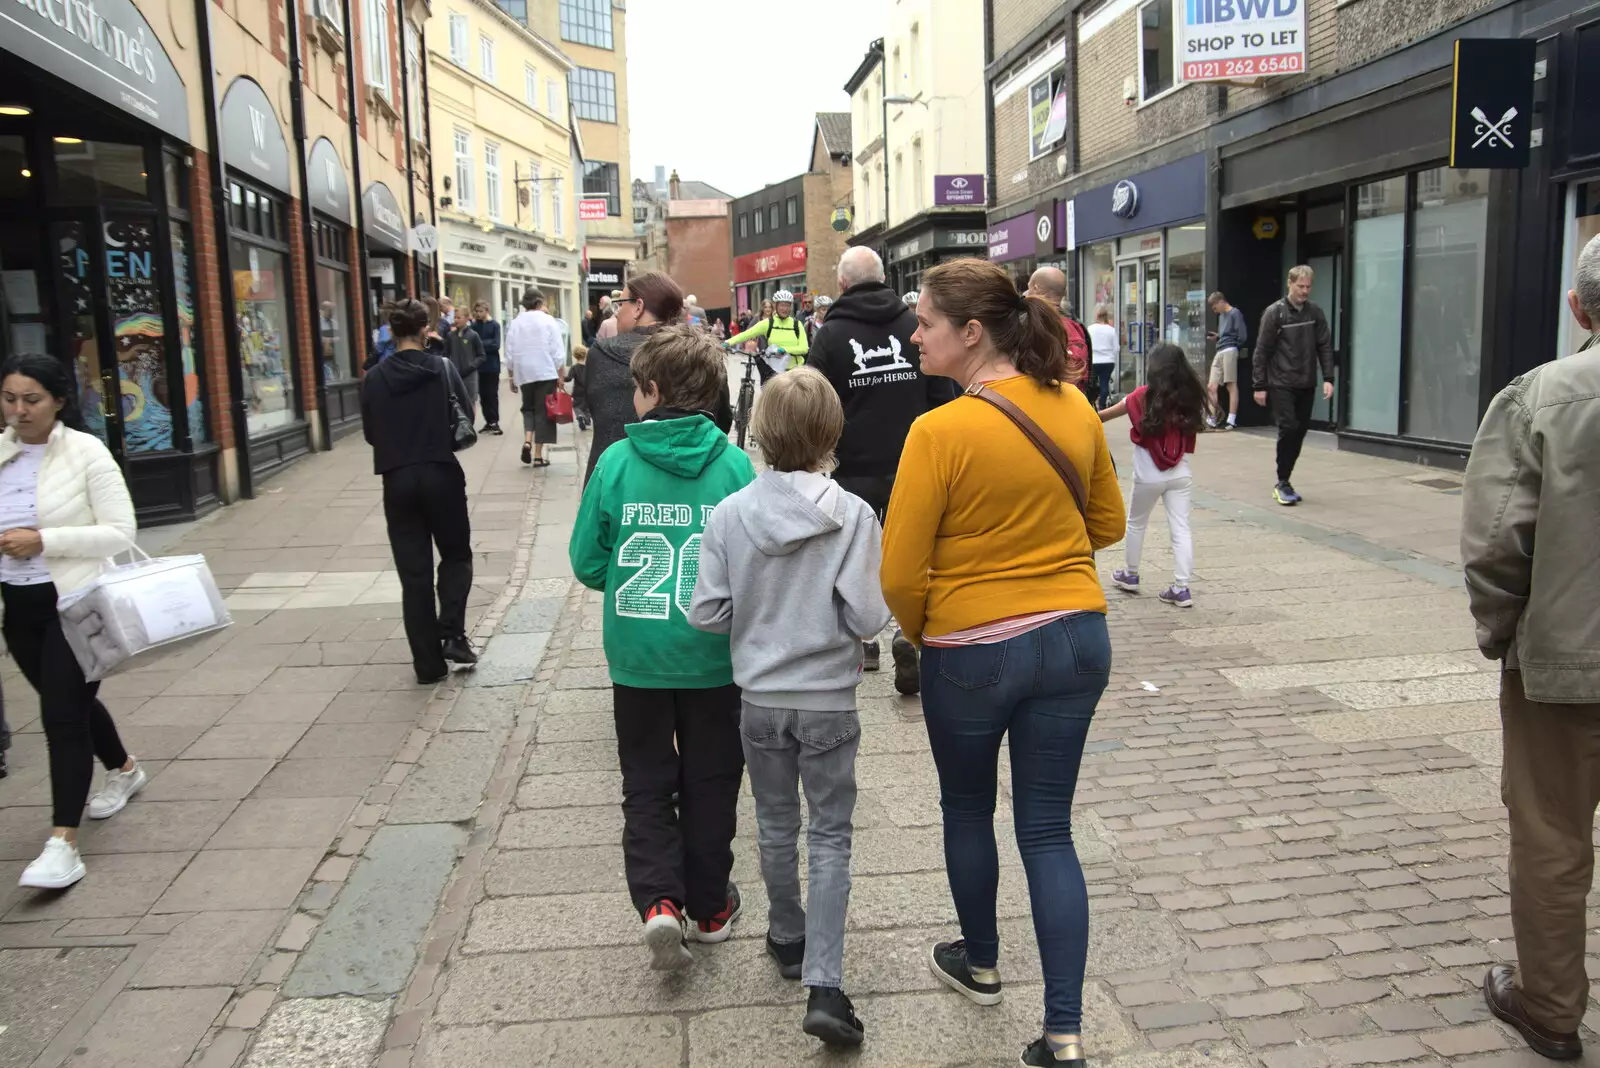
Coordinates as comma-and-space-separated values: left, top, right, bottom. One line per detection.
0, 423, 136, 598
1461, 339, 1600, 703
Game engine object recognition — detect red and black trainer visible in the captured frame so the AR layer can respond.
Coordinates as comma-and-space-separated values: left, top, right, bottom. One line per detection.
643, 899, 692, 971
688, 883, 743, 944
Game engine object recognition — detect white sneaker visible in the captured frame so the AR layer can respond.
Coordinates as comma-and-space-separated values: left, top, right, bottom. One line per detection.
87, 761, 146, 820
19, 837, 86, 889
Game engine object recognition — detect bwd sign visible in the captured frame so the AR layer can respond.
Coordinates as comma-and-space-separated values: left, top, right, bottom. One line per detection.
1180, 0, 1307, 82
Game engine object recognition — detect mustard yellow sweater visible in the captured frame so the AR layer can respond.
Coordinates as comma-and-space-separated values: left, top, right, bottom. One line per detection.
881, 375, 1126, 645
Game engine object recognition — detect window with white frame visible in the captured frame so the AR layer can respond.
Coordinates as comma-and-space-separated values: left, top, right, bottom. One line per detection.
525, 64, 538, 108
405, 22, 422, 136
547, 78, 561, 117
480, 34, 496, 82
317, 0, 343, 31
484, 142, 501, 220
1139, 0, 1175, 101
363, 0, 392, 94
551, 175, 563, 235
448, 12, 468, 66
453, 128, 473, 211
528, 161, 542, 229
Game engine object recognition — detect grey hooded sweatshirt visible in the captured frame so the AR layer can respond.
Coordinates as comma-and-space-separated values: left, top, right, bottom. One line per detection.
689, 471, 891, 711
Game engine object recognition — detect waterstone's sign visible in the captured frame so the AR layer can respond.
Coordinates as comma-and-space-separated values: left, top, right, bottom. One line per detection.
1, 0, 190, 142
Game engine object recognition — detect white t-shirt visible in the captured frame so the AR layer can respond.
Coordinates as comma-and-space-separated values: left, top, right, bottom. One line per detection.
1088, 322, 1118, 365
0, 444, 52, 585
1132, 444, 1192, 484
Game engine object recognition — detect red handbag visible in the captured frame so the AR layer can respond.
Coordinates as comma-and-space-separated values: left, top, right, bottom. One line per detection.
545, 388, 575, 424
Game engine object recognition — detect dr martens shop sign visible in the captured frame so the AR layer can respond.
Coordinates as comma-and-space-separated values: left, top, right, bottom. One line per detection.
1, 0, 190, 141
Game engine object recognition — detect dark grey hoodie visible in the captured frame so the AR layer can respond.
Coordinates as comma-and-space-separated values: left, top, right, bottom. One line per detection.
689, 471, 891, 711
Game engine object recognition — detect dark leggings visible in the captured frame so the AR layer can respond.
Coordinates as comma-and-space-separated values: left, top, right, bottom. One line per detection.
1, 581, 128, 827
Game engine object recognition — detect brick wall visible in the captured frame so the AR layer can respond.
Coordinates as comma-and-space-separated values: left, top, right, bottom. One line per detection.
347, 225, 368, 365
666, 216, 733, 310
287, 197, 319, 417
994, 0, 1061, 58
267, 0, 287, 63
190, 151, 235, 453
1077, 12, 1139, 172
803, 173, 850, 299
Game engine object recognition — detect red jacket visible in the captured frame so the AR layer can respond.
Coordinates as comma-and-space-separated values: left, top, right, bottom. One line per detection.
1124, 386, 1195, 471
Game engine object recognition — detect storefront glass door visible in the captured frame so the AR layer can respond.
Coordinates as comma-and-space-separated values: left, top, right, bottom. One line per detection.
1117, 256, 1162, 394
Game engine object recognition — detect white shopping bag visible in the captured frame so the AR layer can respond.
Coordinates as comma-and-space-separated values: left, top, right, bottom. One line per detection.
56, 548, 233, 682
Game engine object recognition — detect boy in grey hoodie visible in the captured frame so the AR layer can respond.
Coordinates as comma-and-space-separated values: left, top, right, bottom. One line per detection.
689, 368, 890, 1048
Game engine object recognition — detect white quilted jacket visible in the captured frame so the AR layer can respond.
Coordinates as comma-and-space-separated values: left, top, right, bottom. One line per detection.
0, 422, 136, 597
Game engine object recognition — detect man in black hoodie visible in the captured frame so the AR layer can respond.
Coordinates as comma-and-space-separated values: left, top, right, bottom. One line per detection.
807, 246, 959, 683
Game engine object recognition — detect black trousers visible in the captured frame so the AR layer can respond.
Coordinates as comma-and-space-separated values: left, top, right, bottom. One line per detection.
382, 462, 474, 678
835, 474, 895, 523
478, 370, 501, 427
2, 581, 128, 827
1270, 386, 1316, 484
612, 683, 745, 919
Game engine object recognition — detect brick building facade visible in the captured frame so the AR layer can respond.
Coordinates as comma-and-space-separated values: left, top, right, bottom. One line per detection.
985, 0, 1600, 466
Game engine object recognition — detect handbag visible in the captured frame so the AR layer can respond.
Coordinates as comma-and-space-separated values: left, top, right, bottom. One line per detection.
963, 382, 1088, 518
545, 387, 575, 425
441, 361, 477, 451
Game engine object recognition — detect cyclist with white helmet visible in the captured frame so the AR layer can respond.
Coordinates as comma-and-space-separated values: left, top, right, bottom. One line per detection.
903, 290, 920, 307
808, 295, 834, 343
725, 289, 809, 380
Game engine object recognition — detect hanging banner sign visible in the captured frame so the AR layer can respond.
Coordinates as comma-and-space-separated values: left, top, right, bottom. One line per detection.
1179, 0, 1307, 82
1449, 38, 1536, 169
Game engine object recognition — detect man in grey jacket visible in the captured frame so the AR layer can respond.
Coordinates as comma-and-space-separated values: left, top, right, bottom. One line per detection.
1252, 266, 1335, 506
1464, 232, 1600, 1062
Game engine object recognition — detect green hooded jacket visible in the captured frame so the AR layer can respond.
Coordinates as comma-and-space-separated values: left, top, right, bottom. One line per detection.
569, 414, 756, 688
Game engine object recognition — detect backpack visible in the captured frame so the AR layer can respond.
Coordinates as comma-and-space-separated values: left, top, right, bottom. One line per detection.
767, 316, 805, 347
1061, 314, 1091, 390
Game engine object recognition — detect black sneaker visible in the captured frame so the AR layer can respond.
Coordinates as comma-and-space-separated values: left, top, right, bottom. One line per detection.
891, 632, 920, 696
442, 638, 480, 665
521, 443, 533, 465
416, 667, 448, 685
1021, 1036, 1087, 1066
802, 986, 865, 1047
929, 939, 1002, 1006
767, 932, 804, 980
862, 640, 880, 672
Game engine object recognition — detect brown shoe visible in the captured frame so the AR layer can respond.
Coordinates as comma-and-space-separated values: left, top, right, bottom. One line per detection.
1484, 964, 1583, 1060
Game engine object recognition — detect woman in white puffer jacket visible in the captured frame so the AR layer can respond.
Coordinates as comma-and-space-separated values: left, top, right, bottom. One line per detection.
0, 354, 143, 891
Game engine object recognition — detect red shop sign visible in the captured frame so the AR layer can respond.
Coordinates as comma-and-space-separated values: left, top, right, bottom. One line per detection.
733, 242, 807, 284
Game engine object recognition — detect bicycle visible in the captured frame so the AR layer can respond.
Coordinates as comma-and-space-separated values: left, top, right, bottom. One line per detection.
727, 343, 787, 450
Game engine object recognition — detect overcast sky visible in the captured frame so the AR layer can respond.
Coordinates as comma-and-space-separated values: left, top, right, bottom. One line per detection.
625, 1, 884, 199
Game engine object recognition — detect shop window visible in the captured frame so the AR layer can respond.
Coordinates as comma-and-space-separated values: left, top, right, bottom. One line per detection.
560, 0, 613, 49
316, 261, 355, 384
1558, 181, 1600, 359
1406, 168, 1488, 443
53, 141, 147, 201
170, 221, 207, 445
449, 12, 468, 66
569, 67, 616, 123
1139, 0, 1175, 102
227, 179, 298, 438
162, 151, 188, 214
1348, 176, 1405, 435
0, 135, 28, 201
1165, 224, 1206, 373
582, 160, 620, 216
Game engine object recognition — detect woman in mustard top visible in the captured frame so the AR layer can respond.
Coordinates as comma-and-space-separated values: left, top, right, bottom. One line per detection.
880, 258, 1125, 1068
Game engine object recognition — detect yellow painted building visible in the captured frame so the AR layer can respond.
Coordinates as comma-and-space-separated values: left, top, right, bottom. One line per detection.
427, 0, 581, 340
525, 0, 634, 305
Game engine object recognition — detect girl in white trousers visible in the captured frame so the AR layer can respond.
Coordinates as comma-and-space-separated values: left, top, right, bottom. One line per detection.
1099, 344, 1207, 607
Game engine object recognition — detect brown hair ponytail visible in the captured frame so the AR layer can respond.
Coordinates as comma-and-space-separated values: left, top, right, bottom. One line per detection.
920, 259, 1069, 387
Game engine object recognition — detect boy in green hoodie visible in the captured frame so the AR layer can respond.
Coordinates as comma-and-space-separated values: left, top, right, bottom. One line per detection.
569, 324, 756, 971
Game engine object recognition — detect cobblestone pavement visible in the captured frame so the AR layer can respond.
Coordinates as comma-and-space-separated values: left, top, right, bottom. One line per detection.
383, 428, 1544, 1068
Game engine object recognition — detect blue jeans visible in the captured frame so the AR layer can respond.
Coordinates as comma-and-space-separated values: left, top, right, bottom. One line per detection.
1092, 364, 1114, 408
920, 612, 1111, 1033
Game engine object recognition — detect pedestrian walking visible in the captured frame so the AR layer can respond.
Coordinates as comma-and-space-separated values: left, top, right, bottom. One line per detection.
503, 288, 565, 468
1462, 232, 1600, 1062
569, 325, 756, 973
1, 354, 146, 891
688, 368, 890, 1047
360, 299, 479, 685
469, 300, 504, 435
1026, 267, 1092, 400
1251, 266, 1334, 505
436, 296, 456, 338
806, 246, 957, 686
879, 258, 1125, 1068
446, 312, 486, 423
583, 273, 681, 483
1087, 306, 1118, 409
1100, 343, 1204, 607
366, 301, 397, 369
569, 345, 591, 430
1206, 292, 1247, 430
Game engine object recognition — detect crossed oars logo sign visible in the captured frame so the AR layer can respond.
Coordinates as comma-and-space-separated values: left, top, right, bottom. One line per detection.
1472, 106, 1518, 150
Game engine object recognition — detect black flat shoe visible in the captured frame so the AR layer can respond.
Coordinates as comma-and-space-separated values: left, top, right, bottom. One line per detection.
802, 987, 864, 1047
766, 932, 804, 980
442, 638, 479, 665
1021, 1036, 1087, 1066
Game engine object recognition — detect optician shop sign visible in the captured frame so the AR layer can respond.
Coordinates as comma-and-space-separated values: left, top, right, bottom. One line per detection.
987, 212, 1036, 264
1179, 0, 1306, 82
0, 0, 191, 142
934, 174, 985, 206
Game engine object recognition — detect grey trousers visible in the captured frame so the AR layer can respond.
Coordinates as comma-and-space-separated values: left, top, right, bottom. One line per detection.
739, 700, 859, 989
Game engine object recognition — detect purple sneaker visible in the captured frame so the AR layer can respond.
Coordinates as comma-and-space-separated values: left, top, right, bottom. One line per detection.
1158, 586, 1193, 608
1113, 569, 1140, 592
